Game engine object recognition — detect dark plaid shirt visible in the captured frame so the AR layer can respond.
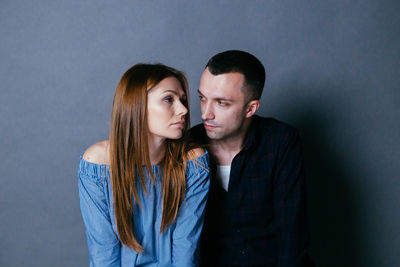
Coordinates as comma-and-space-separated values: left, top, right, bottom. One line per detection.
191, 116, 313, 267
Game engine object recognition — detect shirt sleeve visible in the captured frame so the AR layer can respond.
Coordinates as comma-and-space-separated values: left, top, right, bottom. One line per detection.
274, 129, 310, 267
78, 159, 121, 267
172, 152, 211, 267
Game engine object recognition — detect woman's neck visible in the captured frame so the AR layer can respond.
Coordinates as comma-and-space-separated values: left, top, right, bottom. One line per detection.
148, 136, 166, 165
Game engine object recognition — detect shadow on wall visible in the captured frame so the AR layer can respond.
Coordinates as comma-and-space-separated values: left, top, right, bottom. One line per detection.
267, 85, 374, 267
297, 112, 363, 267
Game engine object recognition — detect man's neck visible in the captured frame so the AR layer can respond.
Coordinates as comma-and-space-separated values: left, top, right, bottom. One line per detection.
208, 118, 252, 165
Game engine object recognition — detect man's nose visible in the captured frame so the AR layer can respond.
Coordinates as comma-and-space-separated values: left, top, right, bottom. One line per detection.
201, 103, 214, 121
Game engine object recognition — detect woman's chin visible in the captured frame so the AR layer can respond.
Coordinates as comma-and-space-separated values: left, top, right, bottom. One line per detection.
166, 132, 184, 140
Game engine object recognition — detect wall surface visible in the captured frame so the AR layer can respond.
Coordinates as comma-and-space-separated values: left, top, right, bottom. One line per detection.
1, 1, 399, 266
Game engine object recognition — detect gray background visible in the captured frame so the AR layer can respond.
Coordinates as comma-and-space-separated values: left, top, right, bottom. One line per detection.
1, 0, 399, 266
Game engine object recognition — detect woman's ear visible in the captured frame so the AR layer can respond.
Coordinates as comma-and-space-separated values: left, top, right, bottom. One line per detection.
245, 100, 260, 118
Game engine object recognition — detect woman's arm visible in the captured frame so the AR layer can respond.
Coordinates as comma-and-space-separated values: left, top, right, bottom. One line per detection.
171, 149, 211, 267
78, 142, 121, 267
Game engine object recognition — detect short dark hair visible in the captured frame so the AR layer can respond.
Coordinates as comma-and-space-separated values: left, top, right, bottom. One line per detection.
206, 50, 266, 100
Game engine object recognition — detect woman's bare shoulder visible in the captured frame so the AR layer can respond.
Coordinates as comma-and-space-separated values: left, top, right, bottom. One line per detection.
187, 147, 205, 161
82, 140, 110, 165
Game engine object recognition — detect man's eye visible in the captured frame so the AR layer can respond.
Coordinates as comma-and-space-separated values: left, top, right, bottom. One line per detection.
199, 95, 205, 101
218, 100, 227, 106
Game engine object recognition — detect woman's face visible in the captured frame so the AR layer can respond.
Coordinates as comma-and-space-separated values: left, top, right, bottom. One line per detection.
147, 76, 188, 142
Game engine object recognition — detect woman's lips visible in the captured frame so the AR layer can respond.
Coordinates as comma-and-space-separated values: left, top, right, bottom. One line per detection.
171, 121, 185, 128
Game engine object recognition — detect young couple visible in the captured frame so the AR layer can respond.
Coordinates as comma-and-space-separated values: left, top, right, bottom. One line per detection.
78, 50, 312, 267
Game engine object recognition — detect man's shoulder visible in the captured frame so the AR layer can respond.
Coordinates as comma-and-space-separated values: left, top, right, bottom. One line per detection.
253, 115, 298, 135
252, 115, 300, 145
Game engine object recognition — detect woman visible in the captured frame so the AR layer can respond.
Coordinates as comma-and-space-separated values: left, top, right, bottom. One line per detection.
78, 63, 210, 266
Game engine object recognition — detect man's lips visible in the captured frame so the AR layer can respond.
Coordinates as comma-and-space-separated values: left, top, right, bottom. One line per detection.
203, 122, 218, 130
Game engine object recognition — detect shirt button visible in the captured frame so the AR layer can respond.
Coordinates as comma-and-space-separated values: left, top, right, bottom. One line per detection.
236, 229, 240, 233
240, 249, 245, 255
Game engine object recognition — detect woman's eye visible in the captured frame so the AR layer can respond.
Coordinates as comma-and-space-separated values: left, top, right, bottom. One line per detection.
164, 96, 173, 103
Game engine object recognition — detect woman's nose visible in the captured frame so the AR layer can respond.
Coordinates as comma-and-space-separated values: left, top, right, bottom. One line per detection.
176, 100, 188, 116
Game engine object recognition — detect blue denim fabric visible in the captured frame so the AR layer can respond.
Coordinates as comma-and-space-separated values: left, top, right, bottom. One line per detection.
78, 151, 210, 267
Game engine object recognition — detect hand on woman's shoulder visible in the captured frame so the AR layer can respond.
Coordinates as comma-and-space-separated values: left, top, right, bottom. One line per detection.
187, 147, 205, 161
82, 140, 110, 165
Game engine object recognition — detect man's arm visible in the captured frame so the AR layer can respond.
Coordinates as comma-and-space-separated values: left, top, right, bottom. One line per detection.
274, 129, 311, 267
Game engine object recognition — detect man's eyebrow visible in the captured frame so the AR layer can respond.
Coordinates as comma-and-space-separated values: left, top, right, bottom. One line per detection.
197, 89, 232, 102
215, 97, 232, 102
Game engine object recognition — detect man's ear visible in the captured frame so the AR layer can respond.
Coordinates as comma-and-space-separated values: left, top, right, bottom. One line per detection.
245, 99, 260, 118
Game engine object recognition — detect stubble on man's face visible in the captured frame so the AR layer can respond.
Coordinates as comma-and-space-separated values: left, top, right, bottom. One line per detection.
198, 68, 249, 142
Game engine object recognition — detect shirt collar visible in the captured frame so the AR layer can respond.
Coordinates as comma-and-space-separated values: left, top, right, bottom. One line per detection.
241, 115, 259, 152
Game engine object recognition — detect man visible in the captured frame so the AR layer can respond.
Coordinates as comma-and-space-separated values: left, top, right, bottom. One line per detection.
191, 50, 313, 267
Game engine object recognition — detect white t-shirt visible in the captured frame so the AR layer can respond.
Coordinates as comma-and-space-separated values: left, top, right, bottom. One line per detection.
216, 165, 231, 192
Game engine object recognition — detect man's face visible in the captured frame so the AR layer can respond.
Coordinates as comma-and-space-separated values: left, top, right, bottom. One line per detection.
198, 67, 249, 141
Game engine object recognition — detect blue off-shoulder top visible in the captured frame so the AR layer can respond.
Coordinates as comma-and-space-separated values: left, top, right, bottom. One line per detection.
78, 150, 210, 267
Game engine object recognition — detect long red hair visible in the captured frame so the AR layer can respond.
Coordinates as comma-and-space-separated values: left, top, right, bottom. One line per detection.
109, 63, 192, 253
